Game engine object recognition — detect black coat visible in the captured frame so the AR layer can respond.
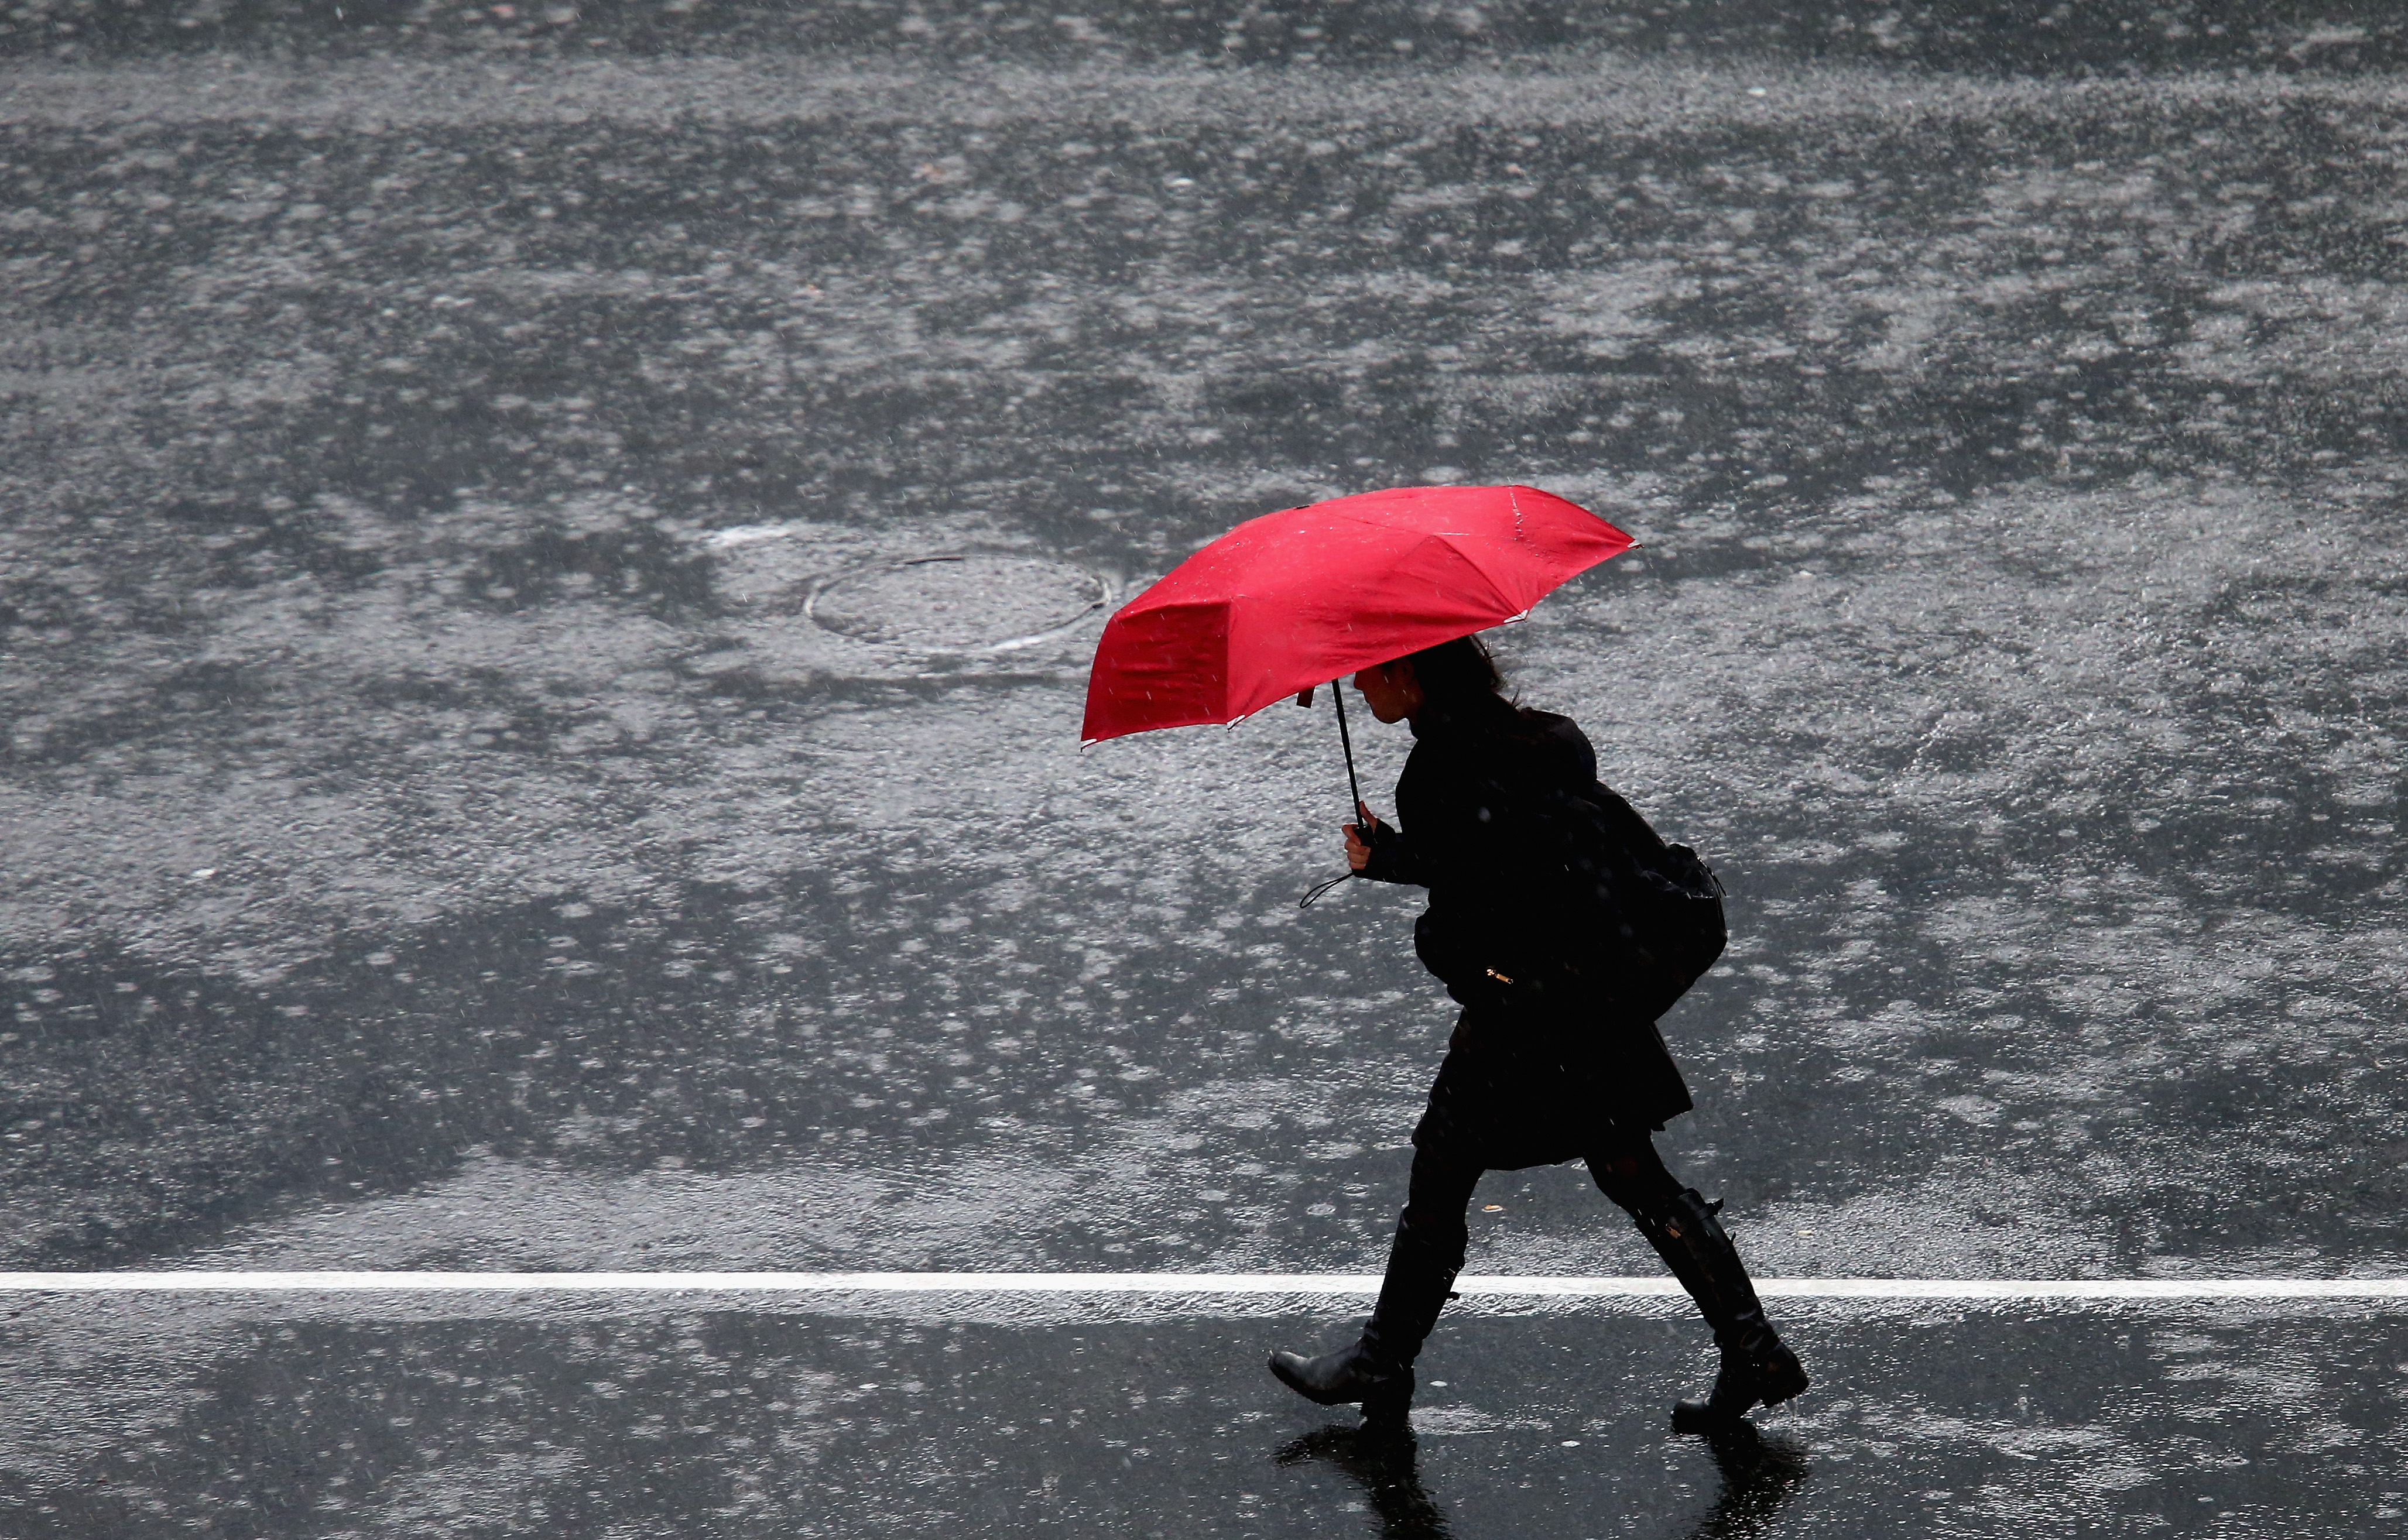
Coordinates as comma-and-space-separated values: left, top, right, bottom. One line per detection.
1359, 695, 1695, 1169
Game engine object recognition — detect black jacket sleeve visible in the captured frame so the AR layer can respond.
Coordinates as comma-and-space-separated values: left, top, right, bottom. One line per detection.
1354, 818, 1436, 886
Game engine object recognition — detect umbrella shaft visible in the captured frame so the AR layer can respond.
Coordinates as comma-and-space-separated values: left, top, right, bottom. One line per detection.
1331, 680, 1365, 819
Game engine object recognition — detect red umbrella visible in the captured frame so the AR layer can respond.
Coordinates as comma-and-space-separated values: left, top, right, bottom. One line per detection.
1081, 483, 1634, 811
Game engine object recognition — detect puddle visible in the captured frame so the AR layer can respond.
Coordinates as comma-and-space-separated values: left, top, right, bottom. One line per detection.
806, 554, 1110, 654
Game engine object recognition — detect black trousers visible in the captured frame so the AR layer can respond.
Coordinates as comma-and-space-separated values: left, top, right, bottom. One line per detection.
1395, 1126, 1686, 1273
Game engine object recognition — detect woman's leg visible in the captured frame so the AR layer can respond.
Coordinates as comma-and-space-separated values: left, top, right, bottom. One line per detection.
1587, 1130, 1809, 1429
1270, 1144, 1482, 1425
1585, 1134, 1684, 1221
1363, 1145, 1481, 1365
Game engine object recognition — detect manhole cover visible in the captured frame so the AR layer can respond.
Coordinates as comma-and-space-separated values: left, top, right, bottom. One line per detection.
807, 554, 1109, 653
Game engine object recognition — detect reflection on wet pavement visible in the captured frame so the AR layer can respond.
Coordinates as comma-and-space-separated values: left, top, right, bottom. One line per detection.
1686, 1425, 1811, 1540
1277, 1425, 1457, 1538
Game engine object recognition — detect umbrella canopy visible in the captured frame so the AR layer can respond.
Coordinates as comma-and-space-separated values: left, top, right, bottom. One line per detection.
1081, 483, 1633, 745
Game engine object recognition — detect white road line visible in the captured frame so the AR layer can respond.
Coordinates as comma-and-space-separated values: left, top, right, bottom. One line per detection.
2, 1272, 2405, 1299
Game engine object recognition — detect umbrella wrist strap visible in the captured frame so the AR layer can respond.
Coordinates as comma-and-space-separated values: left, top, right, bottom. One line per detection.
1299, 870, 1354, 909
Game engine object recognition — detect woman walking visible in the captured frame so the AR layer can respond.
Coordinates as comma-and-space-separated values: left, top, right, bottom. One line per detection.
1269, 635, 1808, 1432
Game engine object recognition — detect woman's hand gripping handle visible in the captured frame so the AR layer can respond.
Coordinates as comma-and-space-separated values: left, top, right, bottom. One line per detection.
1344, 801, 1385, 873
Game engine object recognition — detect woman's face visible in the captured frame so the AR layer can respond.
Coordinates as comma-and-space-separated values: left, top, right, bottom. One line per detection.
1352, 660, 1424, 725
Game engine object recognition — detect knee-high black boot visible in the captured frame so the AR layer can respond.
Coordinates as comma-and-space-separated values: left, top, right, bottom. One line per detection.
1269, 1221, 1461, 1426
1631, 1189, 1810, 1431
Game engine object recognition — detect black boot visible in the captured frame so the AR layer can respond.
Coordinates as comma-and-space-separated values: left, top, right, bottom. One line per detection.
1632, 1189, 1810, 1431
1266, 1338, 1416, 1427
1671, 1318, 1810, 1433
1270, 1222, 1460, 1427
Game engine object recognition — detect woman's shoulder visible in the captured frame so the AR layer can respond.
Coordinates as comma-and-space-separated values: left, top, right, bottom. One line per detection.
1411, 706, 1593, 776
1514, 708, 1598, 784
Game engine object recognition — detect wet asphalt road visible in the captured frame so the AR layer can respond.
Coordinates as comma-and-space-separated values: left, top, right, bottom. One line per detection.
8, 1294, 2407, 1538
5, 4, 2408, 1535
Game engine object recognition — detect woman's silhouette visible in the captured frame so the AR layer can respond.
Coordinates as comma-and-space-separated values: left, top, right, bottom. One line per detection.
1268, 636, 1808, 1431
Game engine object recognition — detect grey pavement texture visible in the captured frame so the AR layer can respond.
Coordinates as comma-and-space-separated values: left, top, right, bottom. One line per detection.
4, 5, 2408, 1536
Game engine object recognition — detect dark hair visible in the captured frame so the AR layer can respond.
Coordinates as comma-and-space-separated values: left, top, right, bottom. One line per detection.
1406, 634, 1508, 710
1400, 634, 1549, 743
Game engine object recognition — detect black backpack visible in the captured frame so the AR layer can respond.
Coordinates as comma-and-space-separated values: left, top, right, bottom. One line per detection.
1529, 780, 1728, 1023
